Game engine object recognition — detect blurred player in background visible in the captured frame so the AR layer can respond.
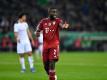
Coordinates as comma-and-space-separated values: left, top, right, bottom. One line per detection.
35, 7, 69, 80
35, 32, 43, 59
14, 13, 35, 73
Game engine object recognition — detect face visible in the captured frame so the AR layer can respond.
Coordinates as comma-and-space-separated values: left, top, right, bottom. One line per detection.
49, 9, 58, 20
22, 15, 27, 21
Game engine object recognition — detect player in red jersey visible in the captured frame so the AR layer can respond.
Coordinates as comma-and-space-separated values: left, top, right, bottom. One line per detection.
35, 7, 69, 80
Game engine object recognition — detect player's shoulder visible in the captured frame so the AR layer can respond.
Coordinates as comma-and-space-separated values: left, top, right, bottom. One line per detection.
23, 22, 28, 25
38, 18, 48, 24
40, 18, 49, 22
14, 22, 19, 30
22, 22, 29, 28
56, 18, 62, 23
56, 18, 62, 21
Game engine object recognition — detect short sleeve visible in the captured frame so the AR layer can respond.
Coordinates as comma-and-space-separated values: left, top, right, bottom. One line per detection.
57, 18, 63, 28
14, 24, 18, 32
58, 18, 63, 24
25, 22, 29, 29
37, 19, 43, 31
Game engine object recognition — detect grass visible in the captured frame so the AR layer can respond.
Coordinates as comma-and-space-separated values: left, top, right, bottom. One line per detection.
0, 52, 107, 80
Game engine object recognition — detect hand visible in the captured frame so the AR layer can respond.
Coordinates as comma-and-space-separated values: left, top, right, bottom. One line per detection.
63, 22, 69, 28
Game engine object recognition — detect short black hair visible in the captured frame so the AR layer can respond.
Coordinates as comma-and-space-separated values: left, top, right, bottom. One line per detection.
18, 12, 27, 19
48, 7, 57, 12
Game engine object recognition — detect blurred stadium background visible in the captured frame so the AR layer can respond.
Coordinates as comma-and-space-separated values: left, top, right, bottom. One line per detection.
0, 0, 107, 80
0, 0, 107, 51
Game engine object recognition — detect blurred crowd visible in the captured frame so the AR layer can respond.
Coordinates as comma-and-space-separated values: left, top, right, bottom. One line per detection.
0, 0, 106, 51
0, 0, 106, 32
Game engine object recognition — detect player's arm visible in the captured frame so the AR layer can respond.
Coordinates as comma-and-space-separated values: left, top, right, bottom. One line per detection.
14, 32, 20, 43
27, 29, 33, 41
59, 21, 69, 29
14, 24, 20, 43
27, 29, 35, 46
34, 20, 43, 37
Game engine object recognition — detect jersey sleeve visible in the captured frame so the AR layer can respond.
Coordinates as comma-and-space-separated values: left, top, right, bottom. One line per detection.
57, 18, 64, 28
14, 24, 18, 32
25, 22, 29, 30
36, 19, 43, 31
58, 18, 63, 24
25, 22, 29, 29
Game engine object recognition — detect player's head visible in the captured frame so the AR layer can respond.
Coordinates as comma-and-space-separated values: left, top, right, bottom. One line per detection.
18, 12, 27, 22
48, 7, 58, 20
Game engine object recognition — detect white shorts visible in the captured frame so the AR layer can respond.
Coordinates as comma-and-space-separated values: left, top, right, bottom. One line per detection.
17, 42, 32, 54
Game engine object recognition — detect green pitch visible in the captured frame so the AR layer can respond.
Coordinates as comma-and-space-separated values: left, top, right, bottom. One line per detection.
0, 52, 107, 80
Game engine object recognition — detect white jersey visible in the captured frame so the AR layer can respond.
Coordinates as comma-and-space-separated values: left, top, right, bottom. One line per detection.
14, 22, 30, 43
38, 33, 43, 44
14, 22, 32, 53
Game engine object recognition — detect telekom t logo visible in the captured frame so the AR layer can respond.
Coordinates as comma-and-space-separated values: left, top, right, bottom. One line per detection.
45, 28, 49, 33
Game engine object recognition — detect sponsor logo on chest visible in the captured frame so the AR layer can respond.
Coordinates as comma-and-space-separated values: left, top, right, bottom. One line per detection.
44, 21, 56, 27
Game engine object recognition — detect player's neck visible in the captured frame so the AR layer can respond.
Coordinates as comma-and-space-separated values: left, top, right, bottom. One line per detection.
48, 17, 56, 21
18, 19, 24, 23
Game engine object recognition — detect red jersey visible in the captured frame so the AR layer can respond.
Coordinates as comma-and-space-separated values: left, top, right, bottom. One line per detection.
37, 18, 62, 48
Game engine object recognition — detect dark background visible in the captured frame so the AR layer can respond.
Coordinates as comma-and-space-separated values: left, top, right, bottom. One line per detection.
0, 0, 107, 51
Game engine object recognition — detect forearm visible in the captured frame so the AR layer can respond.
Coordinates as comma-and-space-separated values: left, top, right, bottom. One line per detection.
28, 31, 33, 41
34, 29, 41, 37
59, 23, 65, 28
27, 29, 33, 41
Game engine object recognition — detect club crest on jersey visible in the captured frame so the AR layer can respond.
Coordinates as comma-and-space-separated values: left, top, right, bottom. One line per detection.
48, 23, 51, 26
44, 23, 47, 26
53, 21, 56, 25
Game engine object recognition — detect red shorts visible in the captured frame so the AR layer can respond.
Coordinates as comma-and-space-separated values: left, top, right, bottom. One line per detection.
42, 45, 59, 62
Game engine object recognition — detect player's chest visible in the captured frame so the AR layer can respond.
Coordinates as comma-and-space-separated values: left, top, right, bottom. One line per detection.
42, 21, 58, 33
18, 25, 27, 31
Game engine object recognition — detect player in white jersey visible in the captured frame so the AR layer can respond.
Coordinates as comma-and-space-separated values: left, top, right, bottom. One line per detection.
14, 13, 35, 73
38, 32, 43, 54
35, 32, 43, 59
